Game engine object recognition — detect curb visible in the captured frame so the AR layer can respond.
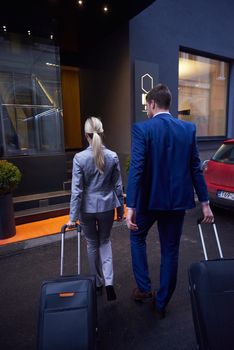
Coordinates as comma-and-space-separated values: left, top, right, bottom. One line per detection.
0, 220, 126, 257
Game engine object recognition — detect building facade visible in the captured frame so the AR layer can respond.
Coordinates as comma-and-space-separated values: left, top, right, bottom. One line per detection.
129, 0, 234, 159
1, 0, 234, 197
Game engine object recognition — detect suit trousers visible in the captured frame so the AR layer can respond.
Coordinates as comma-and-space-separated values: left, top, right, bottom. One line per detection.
130, 210, 185, 311
80, 209, 115, 287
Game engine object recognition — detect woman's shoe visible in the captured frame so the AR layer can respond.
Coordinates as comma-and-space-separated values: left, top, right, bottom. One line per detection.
106, 285, 117, 301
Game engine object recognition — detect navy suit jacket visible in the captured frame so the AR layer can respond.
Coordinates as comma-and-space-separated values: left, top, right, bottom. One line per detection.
126, 113, 208, 212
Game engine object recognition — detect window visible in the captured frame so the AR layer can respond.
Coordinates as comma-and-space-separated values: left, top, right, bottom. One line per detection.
178, 51, 228, 137
212, 143, 234, 164
0, 35, 64, 156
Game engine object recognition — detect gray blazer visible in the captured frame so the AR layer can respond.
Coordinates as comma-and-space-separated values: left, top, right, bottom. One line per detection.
69, 146, 124, 221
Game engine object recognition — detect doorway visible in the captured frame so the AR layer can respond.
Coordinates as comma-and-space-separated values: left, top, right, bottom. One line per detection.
61, 66, 82, 150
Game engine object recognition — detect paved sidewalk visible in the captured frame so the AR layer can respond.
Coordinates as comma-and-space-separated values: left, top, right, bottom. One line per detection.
0, 206, 233, 350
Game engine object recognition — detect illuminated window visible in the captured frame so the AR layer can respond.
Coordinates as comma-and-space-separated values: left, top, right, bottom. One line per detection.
178, 51, 229, 137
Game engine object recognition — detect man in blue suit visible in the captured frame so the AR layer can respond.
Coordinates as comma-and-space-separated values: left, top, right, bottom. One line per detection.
126, 84, 214, 318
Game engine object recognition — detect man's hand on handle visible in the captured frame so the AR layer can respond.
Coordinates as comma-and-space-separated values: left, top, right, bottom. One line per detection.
126, 208, 138, 230
201, 202, 214, 224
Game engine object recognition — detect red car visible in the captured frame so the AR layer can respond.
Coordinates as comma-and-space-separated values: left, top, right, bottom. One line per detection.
203, 139, 234, 210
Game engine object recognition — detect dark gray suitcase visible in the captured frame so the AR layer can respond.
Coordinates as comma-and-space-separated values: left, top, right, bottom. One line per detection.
188, 219, 234, 350
38, 224, 97, 350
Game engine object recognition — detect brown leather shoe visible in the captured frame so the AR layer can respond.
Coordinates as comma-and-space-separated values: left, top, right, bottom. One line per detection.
132, 288, 153, 303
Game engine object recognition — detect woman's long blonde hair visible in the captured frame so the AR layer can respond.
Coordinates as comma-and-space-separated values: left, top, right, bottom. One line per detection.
85, 117, 105, 173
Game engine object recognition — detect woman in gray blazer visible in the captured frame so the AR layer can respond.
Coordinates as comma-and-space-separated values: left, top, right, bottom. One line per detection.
67, 117, 124, 301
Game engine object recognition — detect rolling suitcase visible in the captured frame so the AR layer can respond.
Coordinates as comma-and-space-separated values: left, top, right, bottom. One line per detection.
188, 219, 234, 350
37, 224, 97, 350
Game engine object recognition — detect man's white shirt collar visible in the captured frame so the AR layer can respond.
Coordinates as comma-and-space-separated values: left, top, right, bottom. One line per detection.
152, 112, 171, 118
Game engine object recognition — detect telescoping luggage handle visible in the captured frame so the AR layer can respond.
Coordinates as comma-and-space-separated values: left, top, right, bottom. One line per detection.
60, 223, 81, 276
197, 218, 223, 261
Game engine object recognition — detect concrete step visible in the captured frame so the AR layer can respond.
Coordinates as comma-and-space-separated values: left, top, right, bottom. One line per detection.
13, 190, 71, 211
12, 152, 78, 225
63, 180, 72, 191
15, 202, 70, 225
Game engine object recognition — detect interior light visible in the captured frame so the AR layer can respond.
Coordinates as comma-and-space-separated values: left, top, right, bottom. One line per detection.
50, 34, 53, 40
3, 25, 7, 32
103, 6, 108, 13
217, 76, 226, 81
46, 62, 59, 68
78, 0, 83, 5
28, 30, 31, 36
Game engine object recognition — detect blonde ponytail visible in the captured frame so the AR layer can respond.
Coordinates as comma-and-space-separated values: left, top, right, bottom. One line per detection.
85, 117, 105, 173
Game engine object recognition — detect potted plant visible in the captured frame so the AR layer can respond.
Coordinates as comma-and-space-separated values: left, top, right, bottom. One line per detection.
0, 160, 22, 239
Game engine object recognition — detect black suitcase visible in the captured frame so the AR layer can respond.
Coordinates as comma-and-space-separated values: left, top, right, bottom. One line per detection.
37, 224, 97, 350
188, 219, 234, 350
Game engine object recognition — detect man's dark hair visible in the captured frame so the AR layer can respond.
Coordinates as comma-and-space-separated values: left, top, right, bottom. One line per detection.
146, 84, 172, 109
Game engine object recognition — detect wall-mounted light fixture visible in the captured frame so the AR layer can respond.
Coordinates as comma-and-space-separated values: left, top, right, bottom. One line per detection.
103, 5, 109, 13
28, 30, 31, 36
3, 25, 7, 32
141, 73, 154, 112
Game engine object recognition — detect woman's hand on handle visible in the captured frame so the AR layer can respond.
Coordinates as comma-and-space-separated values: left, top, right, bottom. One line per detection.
66, 220, 77, 228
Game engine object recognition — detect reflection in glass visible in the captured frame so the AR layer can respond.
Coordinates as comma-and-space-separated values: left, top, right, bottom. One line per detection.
0, 35, 64, 156
178, 52, 228, 137
1, 105, 63, 155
